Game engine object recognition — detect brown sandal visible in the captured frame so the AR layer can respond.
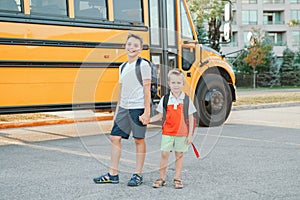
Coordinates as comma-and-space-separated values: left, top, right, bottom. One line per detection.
174, 179, 183, 189
152, 178, 166, 188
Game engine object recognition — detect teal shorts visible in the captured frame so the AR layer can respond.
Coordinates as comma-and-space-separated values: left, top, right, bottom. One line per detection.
161, 135, 189, 153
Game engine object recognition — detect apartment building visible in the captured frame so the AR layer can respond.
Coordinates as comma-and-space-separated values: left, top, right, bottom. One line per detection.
221, 0, 300, 57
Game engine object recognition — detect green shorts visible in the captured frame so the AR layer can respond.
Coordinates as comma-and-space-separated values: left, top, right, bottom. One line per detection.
161, 135, 189, 153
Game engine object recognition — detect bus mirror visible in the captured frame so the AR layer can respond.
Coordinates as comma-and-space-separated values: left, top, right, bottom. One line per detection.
224, 3, 232, 22
223, 22, 231, 42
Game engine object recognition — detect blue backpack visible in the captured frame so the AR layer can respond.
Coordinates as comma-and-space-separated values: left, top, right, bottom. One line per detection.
120, 57, 158, 99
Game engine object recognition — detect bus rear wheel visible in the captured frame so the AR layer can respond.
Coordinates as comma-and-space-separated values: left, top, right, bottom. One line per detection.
195, 74, 232, 127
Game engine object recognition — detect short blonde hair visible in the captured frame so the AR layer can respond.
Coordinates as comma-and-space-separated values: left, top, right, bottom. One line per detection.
126, 33, 143, 47
167, 69, 185, 82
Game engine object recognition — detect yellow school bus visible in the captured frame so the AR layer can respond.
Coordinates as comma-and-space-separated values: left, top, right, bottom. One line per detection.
0, 0, 236, 126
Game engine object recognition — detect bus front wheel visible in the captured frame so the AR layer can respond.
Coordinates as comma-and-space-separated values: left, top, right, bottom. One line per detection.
195, 74, 232, 127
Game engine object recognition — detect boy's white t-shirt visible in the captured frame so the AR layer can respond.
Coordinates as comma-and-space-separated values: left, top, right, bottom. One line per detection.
119, 59, 151, 109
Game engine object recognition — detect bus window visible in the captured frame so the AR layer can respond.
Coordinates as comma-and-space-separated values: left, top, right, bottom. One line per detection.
74, 0, 107, 20
180, 0, 193, 40
0, 0, 21, 13
167, 0, 176, 47
30, 0, 68, 17
149, 0, 160, 46
113, 0, 143, 23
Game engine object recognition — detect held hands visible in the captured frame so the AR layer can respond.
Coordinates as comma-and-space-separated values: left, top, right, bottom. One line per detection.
139, 112, 150, 125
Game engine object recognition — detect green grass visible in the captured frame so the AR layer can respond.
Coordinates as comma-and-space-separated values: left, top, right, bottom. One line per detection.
234, 92, 300, 106
0, 113, 61, 122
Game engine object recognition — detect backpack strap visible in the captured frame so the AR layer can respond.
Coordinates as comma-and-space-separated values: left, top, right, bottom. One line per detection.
135, 57, 143, 86
120, 58, 142, 86
183, 94, 189, 122
122, 57, 151, 87
120, 62, 127, 74
162, 93, 170, 124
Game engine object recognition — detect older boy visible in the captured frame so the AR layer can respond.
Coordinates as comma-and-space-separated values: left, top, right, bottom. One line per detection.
93, 33, 151, 186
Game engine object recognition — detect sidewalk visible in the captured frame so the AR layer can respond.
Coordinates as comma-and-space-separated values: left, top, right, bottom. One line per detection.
0, 110, 113, 129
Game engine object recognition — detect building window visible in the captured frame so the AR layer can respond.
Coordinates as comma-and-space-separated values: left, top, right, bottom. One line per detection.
242, 0, 257, 3
266, 32, 285, 46
30, 0, 68, 17
291, 10, 300, 22
292, 31, 300, 46
263, 0, 285, 3
113, 0, 143, 23
232, 11, 237, 25
263, 11, 284, 25
229, 32, 238, 47
290, 0, 300, 4
242, 10, 257, 25
74, 0, 107, 20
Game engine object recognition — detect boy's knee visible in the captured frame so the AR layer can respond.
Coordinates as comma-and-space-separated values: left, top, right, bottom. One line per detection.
134, 138, 145, 145
175, 152, 184, 159
161, 151, 170, 158
110, 135, 122, 144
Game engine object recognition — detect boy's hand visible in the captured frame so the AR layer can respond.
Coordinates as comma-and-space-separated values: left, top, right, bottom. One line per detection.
139, 112, 150, 125
186, 134, 193, 145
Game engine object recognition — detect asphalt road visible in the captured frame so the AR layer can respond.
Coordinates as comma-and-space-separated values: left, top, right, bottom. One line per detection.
1, 106, 300, 200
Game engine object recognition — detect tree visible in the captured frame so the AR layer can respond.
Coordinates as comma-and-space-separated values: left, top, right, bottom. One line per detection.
243, 47, 266, 88
280, 48, 300, 86
188, 0, 226, 52
242, 28, 276, 88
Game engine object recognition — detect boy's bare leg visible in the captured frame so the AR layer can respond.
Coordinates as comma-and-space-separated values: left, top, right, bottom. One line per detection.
174, 152, 184, 179
134, 138, 146, 174
160, 151, 170, 179
109, 135, 122, 175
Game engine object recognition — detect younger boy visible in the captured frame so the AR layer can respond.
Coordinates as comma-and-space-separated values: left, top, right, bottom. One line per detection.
149, 69, 197, 189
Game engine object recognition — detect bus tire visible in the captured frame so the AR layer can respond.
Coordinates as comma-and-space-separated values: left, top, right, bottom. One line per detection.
195, 74, 232, 127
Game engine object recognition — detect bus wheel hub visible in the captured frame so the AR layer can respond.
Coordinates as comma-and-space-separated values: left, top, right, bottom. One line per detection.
205, 90, 224, 114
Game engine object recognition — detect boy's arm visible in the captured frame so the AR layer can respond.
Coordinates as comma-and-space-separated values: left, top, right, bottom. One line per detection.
150, 112, 163, 123
186, 113, 194, 145
113, 83, 121, 121
139, 79, 151, 125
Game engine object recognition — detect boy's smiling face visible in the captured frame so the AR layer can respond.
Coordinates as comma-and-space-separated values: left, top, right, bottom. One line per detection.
168, 74, 185, 95
125, 37, 142, 59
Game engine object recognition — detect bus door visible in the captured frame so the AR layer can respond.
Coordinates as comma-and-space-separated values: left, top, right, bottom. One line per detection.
149, 0, 177, 96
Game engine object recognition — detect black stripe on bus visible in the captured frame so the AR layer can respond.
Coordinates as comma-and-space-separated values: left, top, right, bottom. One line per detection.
0, 14, 148, 31
0, 61, 122, 68
0, 38, 150, 50
0, 102, 118, 114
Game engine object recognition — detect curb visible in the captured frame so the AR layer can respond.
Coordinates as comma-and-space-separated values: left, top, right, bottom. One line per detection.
0, 115, 113, 129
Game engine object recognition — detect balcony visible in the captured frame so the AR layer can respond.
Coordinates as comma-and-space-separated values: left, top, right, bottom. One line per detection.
263, 20, 285, 25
